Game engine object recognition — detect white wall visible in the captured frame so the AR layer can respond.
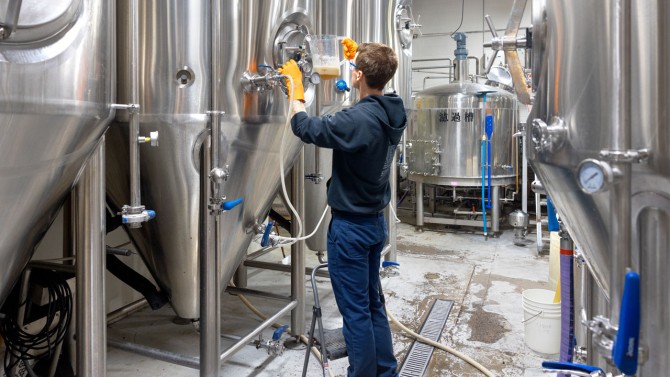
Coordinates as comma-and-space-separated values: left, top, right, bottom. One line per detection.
411, 0, 532, 92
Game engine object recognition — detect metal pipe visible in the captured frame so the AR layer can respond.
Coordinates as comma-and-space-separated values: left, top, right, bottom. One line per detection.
521, 121, 528, 213
128, 0, 141, 212
108, 338, 199, 368
386, 152, 398, 262
225, 286, 292, 302
106, 298, 149, 326
290, 150, 305, 337
492, 186, 500, 233
608, 0, 632, 325
243, 260, 331, 278
219, 300, 297, 362
416, 181, 424, 228
200, 136, 220, 377
467, 56, 480, 76
453, 60, 468, 82
76, 139, 106, 377
412, 58, 452, 63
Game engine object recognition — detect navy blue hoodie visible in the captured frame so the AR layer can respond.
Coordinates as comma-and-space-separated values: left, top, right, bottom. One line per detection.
291, 94, 407, 214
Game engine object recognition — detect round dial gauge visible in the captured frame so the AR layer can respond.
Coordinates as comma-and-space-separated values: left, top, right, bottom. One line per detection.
577, 159, 609, 194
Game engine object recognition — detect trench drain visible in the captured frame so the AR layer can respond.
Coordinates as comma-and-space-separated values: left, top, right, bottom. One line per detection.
398, 299, 453, 377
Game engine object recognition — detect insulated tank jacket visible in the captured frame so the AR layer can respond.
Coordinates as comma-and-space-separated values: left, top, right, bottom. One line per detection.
291, 94, 407, 214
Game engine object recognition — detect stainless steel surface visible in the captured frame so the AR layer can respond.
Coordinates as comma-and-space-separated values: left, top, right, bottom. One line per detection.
75, 140, 106, 377
290, 151, 306, 337
106, 0, 311, 319
530, 0, 670, 373
408, 83, 517, 186
0, 0, 114, 307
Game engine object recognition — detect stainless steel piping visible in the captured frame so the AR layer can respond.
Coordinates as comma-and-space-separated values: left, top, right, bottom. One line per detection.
608, 0, 632, 325
290, 150, 306, 337
200, 136, 220, 377
128, 0, 141, 213
75, 139, 106, 377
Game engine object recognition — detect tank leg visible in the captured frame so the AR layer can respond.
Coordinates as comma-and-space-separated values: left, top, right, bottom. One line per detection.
416, 181, 424, 231
492, 185, 500, 236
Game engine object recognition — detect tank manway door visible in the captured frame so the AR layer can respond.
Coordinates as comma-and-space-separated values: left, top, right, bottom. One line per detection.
273, 18, 310, 69
0, 0, 81, 43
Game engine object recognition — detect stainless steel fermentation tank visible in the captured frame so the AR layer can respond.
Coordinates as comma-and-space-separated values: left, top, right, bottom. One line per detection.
407, 53, 517, 233
0, 0, 114, 307
106, 0, 312, 319
530, 0, 670, 374
304, 0, 415, 253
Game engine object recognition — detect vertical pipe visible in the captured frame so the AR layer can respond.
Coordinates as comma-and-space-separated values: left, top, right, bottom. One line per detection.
521, 120, 528, 213
210, 0, 222, 200
415, 181, 424, 228
492, 186, 500, 233
386, 152, 398, 261
609, 0, 631, 325
128, 0, 141, 210
76, 139, 106, 377
199, 138, 220, 377
481, 139, 487, 236
290, 150, 306, 336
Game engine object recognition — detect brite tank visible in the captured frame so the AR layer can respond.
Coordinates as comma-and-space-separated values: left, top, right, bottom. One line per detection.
407, 84, 516, 187
530, 0, 670, 374
106, 0, 311, 319
0, 0, 114, 307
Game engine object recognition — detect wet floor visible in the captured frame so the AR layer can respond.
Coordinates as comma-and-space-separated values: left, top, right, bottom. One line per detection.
107, 222, 556, 377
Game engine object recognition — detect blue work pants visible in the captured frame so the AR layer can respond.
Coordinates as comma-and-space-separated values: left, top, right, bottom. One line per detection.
327, 211, 398, 377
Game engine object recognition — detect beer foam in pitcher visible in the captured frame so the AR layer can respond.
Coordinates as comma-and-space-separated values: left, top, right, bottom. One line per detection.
313, 65, 341, 80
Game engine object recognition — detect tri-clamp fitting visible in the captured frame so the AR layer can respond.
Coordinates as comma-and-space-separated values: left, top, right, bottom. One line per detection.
241, 65, 287, 93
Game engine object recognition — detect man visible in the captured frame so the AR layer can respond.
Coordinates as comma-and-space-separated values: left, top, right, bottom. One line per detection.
279, 39, 406, 377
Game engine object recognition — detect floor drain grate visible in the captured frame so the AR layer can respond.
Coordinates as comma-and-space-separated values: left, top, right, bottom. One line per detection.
398, 299, 453, 377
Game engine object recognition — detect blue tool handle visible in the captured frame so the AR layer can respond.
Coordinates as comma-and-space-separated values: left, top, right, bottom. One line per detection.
261, 221, 274, 247
612, 271, 641, 375
542, 361, 604, 374
222, 198, 243, 211
382, 261, 400, 268
272, 325, 289, 340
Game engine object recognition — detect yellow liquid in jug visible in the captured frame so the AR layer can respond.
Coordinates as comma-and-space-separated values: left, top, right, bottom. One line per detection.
313, 65, 341, 80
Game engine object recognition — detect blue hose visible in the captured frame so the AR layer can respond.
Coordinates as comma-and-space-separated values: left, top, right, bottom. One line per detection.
481, 139, 487, 235
485, 115, 494, 209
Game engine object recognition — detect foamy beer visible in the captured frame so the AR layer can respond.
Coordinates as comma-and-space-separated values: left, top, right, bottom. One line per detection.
307, 35, 341, 80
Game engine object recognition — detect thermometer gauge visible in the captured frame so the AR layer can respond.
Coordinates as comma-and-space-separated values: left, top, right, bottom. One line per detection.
577, 159, 612, 194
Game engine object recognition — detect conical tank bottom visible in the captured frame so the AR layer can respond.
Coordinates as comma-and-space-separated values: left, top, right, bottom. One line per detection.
0, 0, 114, 307
107, 115, 302, 319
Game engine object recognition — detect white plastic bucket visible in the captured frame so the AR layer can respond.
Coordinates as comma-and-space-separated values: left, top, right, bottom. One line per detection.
522, 289, 561, 354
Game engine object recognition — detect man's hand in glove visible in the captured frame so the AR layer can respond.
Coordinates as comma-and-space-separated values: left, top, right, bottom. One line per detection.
341, 38, 358, 61
278, 59, 305, 103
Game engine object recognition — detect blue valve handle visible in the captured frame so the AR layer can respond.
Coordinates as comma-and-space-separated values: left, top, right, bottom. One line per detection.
382, 261, 400, 268
612, 271, 641, 375
336, 79, 350, 92
261, 221, 274, 247
542, 361, 604, 374
222, 198, 243, 211
146, 210, 156, 219
272, 325, 289, 340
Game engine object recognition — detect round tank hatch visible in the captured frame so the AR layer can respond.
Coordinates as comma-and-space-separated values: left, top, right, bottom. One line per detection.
0, 0, 80, 43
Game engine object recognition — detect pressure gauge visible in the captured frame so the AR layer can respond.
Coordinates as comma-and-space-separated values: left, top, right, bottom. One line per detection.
576, 159, 613, 194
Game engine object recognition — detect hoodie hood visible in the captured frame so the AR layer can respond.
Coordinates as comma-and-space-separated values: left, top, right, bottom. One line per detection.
364, 94, 407, 144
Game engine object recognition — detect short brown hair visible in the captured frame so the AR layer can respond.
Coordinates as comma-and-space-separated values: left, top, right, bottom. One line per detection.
355, 43, 398, 90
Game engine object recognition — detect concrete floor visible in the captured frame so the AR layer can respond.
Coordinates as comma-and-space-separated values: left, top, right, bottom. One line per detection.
107, 222, 556, 376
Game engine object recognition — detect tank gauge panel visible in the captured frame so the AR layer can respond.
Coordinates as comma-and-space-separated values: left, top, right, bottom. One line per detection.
577, 159, 612, 194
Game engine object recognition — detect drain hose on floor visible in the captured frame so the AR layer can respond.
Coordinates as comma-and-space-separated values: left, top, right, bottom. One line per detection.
233, 283, 494, 376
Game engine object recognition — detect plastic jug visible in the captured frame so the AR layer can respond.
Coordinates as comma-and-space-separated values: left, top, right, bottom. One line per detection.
306, 35, 341, 80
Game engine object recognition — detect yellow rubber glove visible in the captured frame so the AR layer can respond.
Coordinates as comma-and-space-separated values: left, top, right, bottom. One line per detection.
341, 38, 358, 61
277, 59, 305, 102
